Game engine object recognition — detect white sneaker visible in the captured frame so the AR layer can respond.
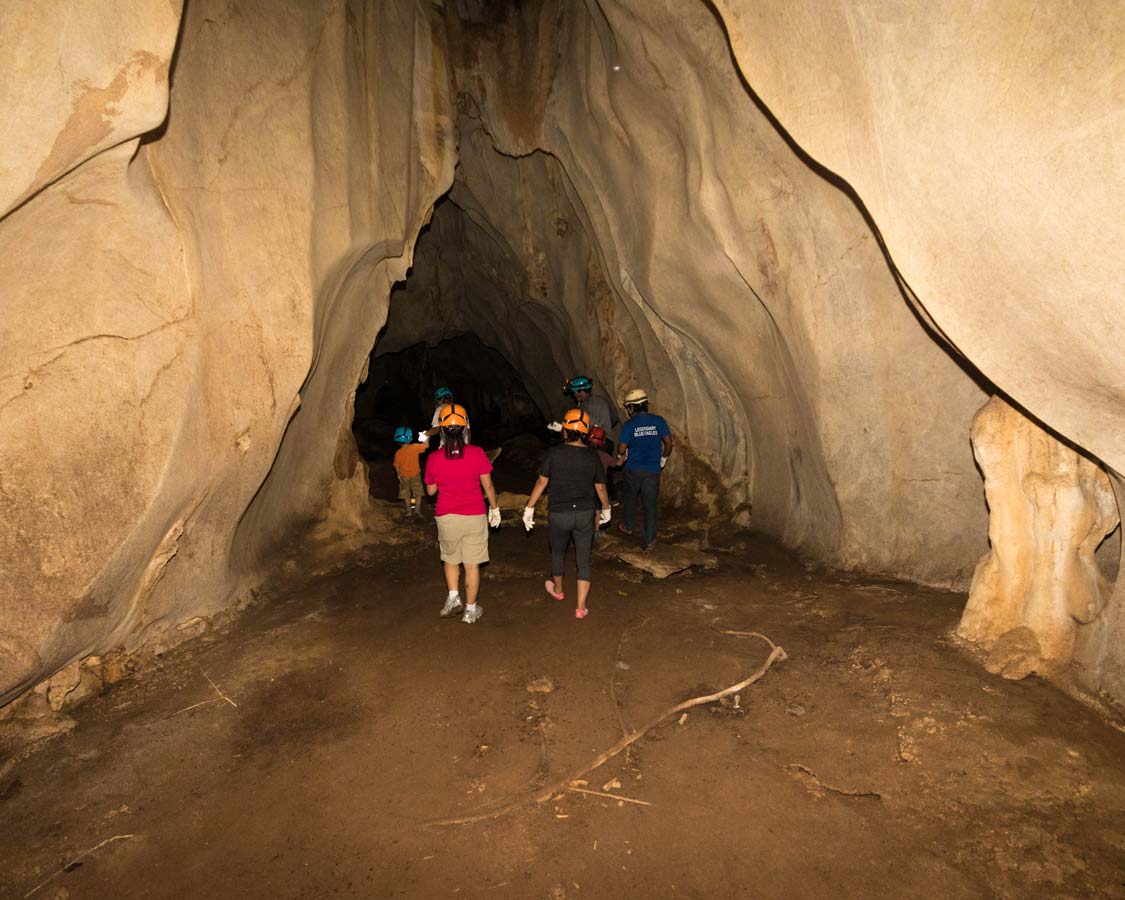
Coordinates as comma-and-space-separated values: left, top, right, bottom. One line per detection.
461, 604, 483, 624
440, 594, 464, 617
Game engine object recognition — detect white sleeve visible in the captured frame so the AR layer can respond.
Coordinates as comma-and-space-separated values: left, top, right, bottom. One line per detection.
431, 408, 440, 427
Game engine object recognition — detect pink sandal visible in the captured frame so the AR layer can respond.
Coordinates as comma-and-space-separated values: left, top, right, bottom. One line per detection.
575, 608, 588, 619
545, 579, 565, 600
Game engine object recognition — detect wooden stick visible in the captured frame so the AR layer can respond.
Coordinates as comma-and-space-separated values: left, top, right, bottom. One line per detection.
567, 786, 651, 806
168, 697, 222, 718
201, 668, 238, 709
23, 834, 138, 898
716, 629, 777, 649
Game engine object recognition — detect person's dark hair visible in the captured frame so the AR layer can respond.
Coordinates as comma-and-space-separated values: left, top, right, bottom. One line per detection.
443, 426, 465, 459
562, 427, 587, 445
627, 401, 649, 415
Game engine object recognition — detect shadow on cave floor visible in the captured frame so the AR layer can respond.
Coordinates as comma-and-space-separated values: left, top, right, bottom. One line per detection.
3, 524, 1125, 899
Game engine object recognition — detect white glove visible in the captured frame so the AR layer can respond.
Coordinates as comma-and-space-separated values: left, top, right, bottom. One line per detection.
417, 430, 429, 443
488, 507, 501, 528
660, 456, 668, 469
598, 507, 611, 526
522, 507, 535, 531
546, 421, 563, 432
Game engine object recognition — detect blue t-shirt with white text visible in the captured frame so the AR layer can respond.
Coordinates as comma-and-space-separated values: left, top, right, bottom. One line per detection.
619, 412, 670, 473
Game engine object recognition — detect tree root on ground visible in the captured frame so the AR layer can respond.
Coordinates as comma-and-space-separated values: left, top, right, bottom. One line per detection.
425, 639, 787, 827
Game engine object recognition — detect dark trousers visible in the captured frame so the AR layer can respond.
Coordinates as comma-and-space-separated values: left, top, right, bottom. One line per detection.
549, 508, 596, 581
622, 469, 660, 545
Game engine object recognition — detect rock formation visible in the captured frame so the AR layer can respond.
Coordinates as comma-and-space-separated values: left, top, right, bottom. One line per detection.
444, 0, 990, 580
959, 397, 1119, 678
1, 0, 1123, 711
0, 0, 453, 704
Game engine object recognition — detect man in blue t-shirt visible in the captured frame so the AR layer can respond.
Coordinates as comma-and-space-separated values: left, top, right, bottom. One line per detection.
615, 388, 673, 550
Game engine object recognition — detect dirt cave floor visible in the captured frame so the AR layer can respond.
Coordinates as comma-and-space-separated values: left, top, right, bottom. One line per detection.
3, 517, 1125, 899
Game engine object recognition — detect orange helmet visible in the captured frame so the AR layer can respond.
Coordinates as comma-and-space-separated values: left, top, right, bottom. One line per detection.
561, 408, 590, 434
438, 403, 469, 427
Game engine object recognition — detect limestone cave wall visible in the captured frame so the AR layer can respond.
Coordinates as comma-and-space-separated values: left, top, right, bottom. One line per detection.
0, 0, 454, 704
2, 0, 1122, 711
446, 0, 991, 584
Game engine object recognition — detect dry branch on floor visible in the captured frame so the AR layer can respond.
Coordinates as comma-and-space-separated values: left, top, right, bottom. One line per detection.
425, 640, 787, 827
22, 834, 138, 898
567, 785, 651, 806
785, 764, 881, 800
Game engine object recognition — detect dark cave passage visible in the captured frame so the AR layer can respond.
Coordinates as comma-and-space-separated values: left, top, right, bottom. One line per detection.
353, 330, 548, 500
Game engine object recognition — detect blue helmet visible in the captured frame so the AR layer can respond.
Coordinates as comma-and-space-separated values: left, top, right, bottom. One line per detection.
566, 375, 593, 394
434, 386, 453, 404
393, 426, 413, 444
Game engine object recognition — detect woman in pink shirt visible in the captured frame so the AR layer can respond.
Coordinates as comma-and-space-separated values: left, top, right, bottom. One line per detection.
423, 403, 500, 624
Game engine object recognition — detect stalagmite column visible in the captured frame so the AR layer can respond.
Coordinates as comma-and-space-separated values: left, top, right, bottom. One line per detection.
959, 397, 1119, 678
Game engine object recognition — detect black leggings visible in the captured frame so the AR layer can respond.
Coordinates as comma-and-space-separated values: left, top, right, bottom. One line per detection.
549, 508, 596, 582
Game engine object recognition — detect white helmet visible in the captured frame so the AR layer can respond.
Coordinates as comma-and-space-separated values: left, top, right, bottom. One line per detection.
623, 388, 648, 406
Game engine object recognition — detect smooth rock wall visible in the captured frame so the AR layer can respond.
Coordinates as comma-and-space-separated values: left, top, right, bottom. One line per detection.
712, 0, 1125, 480
0, 0, 454, 702
447, 0, 991, 585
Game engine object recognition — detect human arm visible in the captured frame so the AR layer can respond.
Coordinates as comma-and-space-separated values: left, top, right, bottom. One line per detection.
480, 472, 498, 510
595, 483, 610, 510
481, 472, 501, 526
526, 474, 550, 508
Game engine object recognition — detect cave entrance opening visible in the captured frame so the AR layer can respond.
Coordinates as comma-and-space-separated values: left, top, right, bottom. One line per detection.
349, 187, 582, 508
353, 328, 548, 502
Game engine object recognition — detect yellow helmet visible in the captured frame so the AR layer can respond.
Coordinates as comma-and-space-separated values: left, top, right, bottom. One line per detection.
562, 408, 590, 434
438, 403, 468, 427
623, 388, 648, 406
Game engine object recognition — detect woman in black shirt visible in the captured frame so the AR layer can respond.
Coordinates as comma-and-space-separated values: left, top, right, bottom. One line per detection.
523, 409, 612, 619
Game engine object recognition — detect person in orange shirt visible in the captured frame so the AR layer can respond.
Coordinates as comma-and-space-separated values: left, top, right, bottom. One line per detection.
392, 426, 427, 518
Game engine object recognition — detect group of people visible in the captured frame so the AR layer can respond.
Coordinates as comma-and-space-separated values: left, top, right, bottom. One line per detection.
389, 377, 672, 623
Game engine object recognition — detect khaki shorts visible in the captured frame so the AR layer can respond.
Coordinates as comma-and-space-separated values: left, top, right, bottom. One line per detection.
436, 513, 489, 565
398, 475, 423, 502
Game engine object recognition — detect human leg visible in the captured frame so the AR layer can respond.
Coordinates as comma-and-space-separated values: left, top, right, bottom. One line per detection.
547, 510, 575, 598
621, 469, 641, 534
573, 510, 595, 616
436, 516, 465, 616
641, 472, 660, 546
407, 476, 423, 514
463, 563, 480, 605
439, 562, 463, 616
459, 515, 489, 623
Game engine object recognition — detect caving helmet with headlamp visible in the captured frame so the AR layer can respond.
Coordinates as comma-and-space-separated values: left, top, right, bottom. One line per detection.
434, 386, 454, 405
564, 375, 593, 395
393, 426, 413, 444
